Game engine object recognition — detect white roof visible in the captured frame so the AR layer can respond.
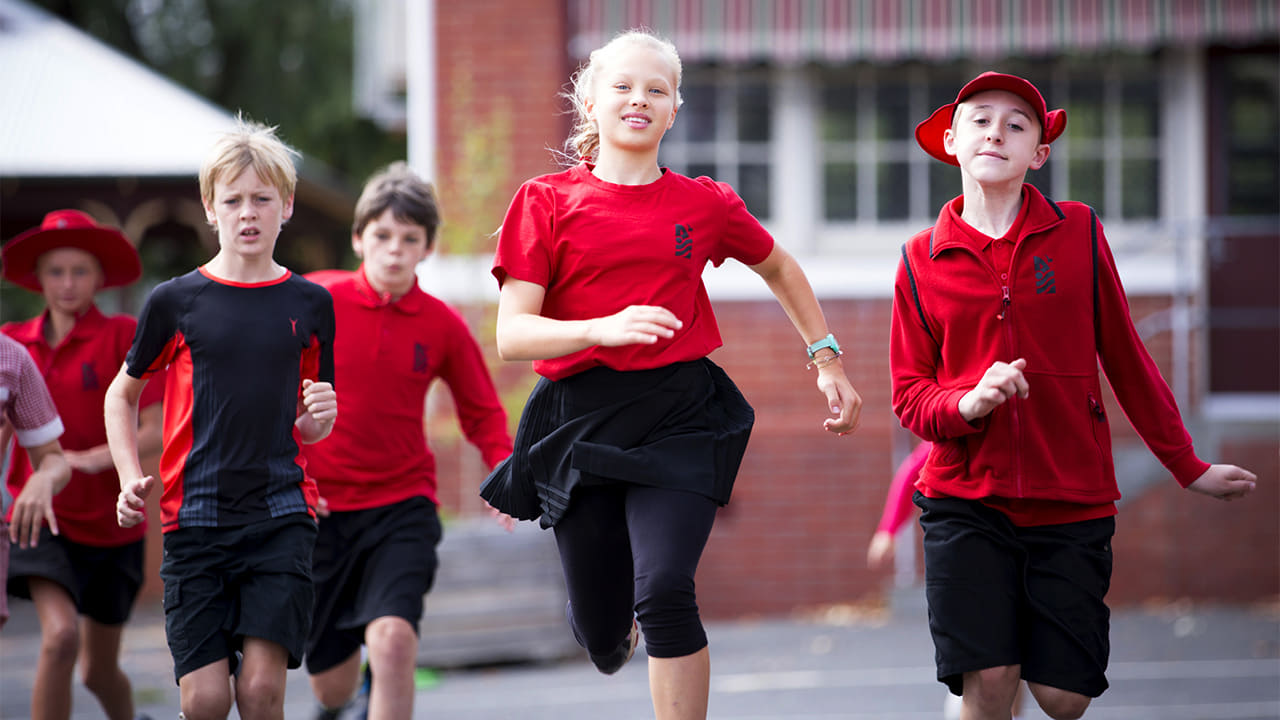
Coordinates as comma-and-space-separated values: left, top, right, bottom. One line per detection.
0, 0, 239, 177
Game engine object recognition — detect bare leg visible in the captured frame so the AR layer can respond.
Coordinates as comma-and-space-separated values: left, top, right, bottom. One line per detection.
29, 579, 79, 720
234, 637, 289, 720
960, 665, 1020, 720
177, 659, 234, 720
78, 617, 135, 720
1027, 681, 1092, 720
309, 651, 362, 710
648, 647, 710, 720
365, 616, 418, 720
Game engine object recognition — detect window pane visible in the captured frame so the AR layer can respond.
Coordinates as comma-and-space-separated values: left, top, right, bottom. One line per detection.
821, 84, 858, 141
875, 84, 910, 141
737, 82, 771, 142
929, 162, 959, 210
1120, 80, 1159, 138
1121, 158, 1159, 218
1066, 79, 1104, 138
1226, 57, 1279, 215
739, 163, 771, 219
824, 162, 857, 220
682, 81, 719, 143
877, 162, 910, 219
1068, 158, 1105, 210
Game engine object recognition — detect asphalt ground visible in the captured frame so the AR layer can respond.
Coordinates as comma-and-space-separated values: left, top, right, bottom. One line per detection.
2, 589, 1277, 720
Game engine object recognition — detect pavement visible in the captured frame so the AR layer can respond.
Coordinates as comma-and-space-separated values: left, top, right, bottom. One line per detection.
1, 589, 1277, 720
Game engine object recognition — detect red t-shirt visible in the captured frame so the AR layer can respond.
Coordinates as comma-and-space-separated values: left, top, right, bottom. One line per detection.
302, 269, 512, 511
493, 164, 775, 381
3, 306, 163, 546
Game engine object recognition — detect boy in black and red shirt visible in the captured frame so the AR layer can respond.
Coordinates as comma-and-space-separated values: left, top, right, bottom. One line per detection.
105, 116, 337, 720
891, 71, 1257, 720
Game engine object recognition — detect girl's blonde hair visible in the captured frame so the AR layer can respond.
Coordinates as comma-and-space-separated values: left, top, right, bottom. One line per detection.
199, 113, 300, 206
562, 29, 683, 164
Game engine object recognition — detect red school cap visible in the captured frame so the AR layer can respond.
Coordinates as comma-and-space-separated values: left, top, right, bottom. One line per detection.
915, 71, 1068, 166
2, 209, 142, 292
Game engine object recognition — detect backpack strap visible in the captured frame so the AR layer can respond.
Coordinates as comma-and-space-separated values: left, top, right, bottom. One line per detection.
901, 239, 939, 347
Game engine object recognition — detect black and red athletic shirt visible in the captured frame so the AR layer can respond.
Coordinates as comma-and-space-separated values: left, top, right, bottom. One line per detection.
125, 267, 335, 532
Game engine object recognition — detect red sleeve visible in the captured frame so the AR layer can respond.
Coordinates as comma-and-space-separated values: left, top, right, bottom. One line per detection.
438, 309, 513, 470
890, 253, 983, 442
701, 178, 774, 268
492, 180, 554, 289
876, 441, 932, 534
1092, 223, 1208, 487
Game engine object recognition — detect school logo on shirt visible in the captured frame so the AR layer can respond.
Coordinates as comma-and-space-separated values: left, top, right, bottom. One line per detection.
1033, 256, 1056, 294
674, 224, 693, 259
81, 361, 99, 391
413, 343, 429, 373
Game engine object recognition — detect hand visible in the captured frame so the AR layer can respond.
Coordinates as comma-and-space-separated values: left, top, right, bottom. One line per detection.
117, 475, 155, 528
301, 379, 338, 425
866, 531, 895, 570
590, 305, 682, 347
1187, 464, 1258, 501
9, 473, 59, 548
485, 502, 516, 533
958, 358, 1029, 422
815, 361, 862, 436
315, 495, 331, 518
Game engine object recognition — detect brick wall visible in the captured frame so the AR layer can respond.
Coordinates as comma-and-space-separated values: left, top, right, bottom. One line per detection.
427, 294, 1279, 618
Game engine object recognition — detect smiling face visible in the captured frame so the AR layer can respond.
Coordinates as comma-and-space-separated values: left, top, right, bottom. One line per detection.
585, 40, 679, 159
354, 208, 431, 299
944, 89, 1051, 187
36, 247, 102, 317
202, 168, 294, 261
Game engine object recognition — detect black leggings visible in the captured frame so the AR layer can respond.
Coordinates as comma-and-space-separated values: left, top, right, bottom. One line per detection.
553, 483, 718, 659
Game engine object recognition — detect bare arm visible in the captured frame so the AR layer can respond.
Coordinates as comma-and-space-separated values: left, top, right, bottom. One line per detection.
105, 366, 157, 528
749, 244, 862, 435
494, 278, 683, 362
8, 437, 70, 548
63, 402, 164, 475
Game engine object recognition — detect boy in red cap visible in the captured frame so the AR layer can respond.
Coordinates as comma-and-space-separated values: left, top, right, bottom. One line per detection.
105, 116, 337, 720
301, 162, 513, 720
2, 209, 162, 720
891, 72, 1258, 720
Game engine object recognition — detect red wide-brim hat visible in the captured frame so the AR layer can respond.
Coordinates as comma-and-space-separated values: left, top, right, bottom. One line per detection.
2, 209, 142, 292
915, 71, 1068, 166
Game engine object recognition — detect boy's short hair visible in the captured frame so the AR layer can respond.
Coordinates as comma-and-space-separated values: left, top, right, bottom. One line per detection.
351, 162, 441, 248
199, 114, 300, 206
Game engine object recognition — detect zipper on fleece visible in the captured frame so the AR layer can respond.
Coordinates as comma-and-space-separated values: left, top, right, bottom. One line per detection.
999, 284, 1025, 497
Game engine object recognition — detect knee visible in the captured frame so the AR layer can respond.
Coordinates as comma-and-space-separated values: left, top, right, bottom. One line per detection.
1032, 685, 1092, 720
80, 659, 125, 698
39, 622, 80, 668
964, 665, 1021, 712
180, 685, 233, 720
235, 671, 287, 717
635, 569, 695, 616
367, 617, 419, 667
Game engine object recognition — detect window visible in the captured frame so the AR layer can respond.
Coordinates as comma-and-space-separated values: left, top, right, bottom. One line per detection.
659, 70, 773, 219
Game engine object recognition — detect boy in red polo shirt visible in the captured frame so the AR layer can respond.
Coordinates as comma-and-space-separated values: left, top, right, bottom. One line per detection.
302, 162, 512, 720
891, 71, 1258, 720
2, 209, 162, 720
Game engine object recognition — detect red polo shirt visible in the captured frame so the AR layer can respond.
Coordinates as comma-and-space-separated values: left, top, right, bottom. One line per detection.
3, 306, 163, 546
302, 268, 512, 511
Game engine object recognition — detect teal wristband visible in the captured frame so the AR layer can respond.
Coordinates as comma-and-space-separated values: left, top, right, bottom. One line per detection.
806, 333, 840, 360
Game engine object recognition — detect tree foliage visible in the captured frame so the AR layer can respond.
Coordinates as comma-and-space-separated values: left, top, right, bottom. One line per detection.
32, 0, 404, 186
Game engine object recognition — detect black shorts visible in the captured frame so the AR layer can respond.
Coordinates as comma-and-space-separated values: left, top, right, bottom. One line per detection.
305, 496, 442, 674
7, 528, 144, 625
159, 514, 317, 683
916, 492, 1114, 698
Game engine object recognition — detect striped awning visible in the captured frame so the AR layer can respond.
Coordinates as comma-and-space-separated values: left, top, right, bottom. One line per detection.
568, 0, 1280, 63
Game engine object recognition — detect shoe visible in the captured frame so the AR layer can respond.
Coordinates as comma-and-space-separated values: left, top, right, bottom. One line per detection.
593, 618, 639, 675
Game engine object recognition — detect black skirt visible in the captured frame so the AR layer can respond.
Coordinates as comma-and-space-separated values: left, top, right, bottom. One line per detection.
480, 358, 755, 528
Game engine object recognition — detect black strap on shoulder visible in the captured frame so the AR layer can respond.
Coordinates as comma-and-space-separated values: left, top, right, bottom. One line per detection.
901, 242, 939, 347
1090, 208, 1100, 347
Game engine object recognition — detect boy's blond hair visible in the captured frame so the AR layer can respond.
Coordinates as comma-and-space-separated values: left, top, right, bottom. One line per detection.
199, 113, 300, 206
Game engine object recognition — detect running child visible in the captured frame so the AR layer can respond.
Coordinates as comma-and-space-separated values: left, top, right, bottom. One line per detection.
105, 116, 337, 720
892, 71, 1258, 720
481, 29, 862, 720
